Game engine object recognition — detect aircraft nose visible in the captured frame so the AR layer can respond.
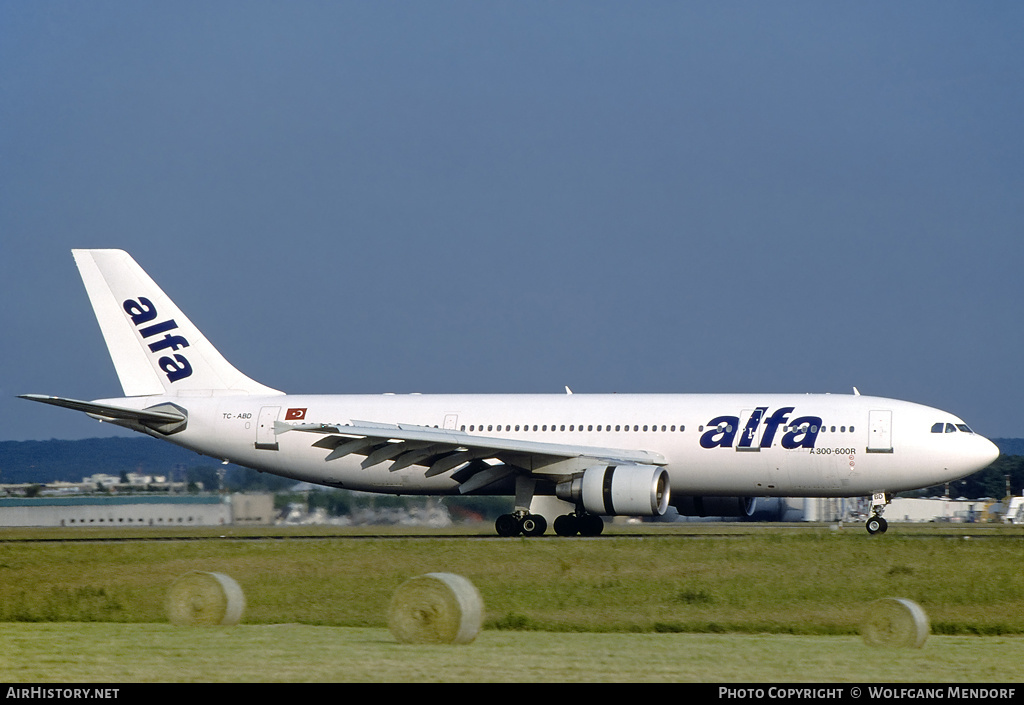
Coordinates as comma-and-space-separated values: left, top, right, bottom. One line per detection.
978, 436, 1001, 468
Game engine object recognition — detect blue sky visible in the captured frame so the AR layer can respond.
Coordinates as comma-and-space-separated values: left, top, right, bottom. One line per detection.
2, 2, 1022, 441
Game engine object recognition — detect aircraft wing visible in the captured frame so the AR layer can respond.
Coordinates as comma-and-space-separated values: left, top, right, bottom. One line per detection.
275, 420, 666, 493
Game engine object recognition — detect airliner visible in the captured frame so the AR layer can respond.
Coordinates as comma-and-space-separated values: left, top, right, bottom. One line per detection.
22, 250, 1000, 536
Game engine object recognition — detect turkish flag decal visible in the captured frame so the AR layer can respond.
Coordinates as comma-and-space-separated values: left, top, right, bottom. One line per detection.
285, 408, 307, 420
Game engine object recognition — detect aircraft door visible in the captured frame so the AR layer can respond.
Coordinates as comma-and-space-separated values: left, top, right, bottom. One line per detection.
736, 408, 765, 451
443, 414, 459, 430
867, 410, 893, 453
255, 406, 281, 450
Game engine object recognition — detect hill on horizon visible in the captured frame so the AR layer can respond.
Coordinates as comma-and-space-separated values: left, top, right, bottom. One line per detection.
0, 437, 223, 484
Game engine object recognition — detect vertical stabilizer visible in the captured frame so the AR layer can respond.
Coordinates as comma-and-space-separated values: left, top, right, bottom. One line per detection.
72, 249, 282, 397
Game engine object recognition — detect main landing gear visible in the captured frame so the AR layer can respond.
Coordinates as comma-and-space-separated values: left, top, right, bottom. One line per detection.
553, 512, 604, 537
495, 511, 547, 537
865, 492, 890, 535
494, 476, 605, 537
493, 510, 605, 537
495, 476, 549, 537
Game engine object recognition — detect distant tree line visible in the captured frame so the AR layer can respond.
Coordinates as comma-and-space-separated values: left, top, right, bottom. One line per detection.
910, 454, 1024, 500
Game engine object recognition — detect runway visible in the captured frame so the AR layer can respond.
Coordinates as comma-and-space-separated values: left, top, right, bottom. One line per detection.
2, 522, 1022, 543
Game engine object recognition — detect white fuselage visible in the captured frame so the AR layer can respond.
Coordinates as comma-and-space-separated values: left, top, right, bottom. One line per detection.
102, 392, 1000, 499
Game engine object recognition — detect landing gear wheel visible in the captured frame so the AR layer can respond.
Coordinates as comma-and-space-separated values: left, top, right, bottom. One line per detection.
866, 516, 888, 535
520, 514, 547, 537
578, 513, 605, 537
553, 514, 579, 537
495, 514, 521, 537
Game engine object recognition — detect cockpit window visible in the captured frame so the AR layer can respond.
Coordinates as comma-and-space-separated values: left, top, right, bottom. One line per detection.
932, 422, 975, 434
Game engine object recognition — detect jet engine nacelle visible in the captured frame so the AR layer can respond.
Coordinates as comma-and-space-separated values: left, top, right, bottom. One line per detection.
673, 496, 757, 518
556, 464, 670, 517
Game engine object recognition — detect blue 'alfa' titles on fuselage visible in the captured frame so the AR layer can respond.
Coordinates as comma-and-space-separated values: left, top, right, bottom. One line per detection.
700, 406, 823, 449
122, 297, 193, 383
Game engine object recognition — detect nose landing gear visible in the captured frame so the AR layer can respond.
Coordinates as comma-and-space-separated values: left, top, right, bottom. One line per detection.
865, 492, 890, 534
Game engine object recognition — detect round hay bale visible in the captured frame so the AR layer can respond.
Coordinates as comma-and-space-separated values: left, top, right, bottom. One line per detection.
387, 572, 484, 645
861, 597, 929, 648
166, 571, 246, 626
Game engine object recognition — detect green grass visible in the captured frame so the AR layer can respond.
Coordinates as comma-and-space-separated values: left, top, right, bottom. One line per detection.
1, 524, 1023, 636
2, 624, 1022, 682
2, 525, 1023, 682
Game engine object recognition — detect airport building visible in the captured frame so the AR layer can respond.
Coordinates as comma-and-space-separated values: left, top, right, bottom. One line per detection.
0, 493, 274, 527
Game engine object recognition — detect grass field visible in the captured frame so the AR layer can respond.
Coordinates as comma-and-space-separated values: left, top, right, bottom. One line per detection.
1, 523, 1022, 682
2, 524, 1022, 634
2, 624, 1023, 682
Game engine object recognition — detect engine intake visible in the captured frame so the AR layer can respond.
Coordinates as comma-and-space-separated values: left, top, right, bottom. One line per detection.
673, 496, 757, 518
556, 464, 670, 517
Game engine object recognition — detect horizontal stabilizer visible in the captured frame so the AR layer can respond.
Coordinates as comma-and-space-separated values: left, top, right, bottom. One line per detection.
19, 395, 187, 435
